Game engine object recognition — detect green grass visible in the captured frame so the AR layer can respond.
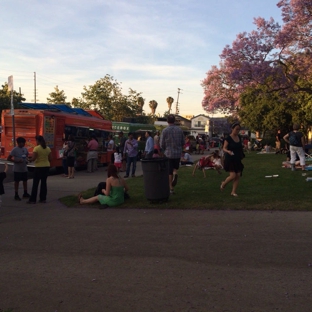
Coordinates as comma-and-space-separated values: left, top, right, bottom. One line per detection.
60, 152, 312, 210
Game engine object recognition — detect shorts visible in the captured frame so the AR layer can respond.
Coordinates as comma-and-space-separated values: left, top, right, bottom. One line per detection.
168, 158, 180, 175
114, 162, 122, 168
14, 172, 28, 182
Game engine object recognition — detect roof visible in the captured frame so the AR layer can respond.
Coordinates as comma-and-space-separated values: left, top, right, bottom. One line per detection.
19, 103, 93, 117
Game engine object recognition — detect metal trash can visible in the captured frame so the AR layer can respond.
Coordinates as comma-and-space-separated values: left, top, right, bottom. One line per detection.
141, 158, 169, 203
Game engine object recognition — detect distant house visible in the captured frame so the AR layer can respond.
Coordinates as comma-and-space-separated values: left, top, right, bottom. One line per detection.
154, 115, 191, 132
191, 114, 230, 137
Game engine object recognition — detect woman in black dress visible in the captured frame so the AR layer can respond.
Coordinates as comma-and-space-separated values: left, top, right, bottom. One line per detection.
220, 122, 244, 196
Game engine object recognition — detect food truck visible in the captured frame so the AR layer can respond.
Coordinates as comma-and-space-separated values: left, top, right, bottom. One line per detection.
0, 104, 113, 168
111, 121, 156, 153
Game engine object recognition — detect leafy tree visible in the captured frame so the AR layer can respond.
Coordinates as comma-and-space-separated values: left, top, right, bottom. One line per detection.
47, 85, 69, 104
166, 97, 174, 113
79, 75, 144, 121
71, 97, 84, 107
0, 82, 25, 116
137, 96, 145, 115
201, 0, 312, 118
239, 86, 295, 134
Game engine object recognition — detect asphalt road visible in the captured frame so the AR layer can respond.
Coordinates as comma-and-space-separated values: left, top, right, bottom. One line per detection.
1, 152, 312, 311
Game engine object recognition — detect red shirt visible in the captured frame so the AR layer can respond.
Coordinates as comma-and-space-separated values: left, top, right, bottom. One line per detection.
87, 139, 99, 151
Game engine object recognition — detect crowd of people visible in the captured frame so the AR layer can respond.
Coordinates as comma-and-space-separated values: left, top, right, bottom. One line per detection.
2, 118, 309, 208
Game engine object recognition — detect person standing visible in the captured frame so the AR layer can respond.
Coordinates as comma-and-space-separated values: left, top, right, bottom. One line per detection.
283, 124, 305, 171
153, 131, 160, 154
62, 138, 69, 177
7, 137, 31, 200
160, 114, 185, 194
221, 122, 245, 197
144, 131, 154, 158
66, 134, 76, 179
118, 131, 127, 172
123, 132, 138, 178
27, 135, 52, 204
87, 134, 99, 173
275, 129, 282, 154
0, 163, 8, 207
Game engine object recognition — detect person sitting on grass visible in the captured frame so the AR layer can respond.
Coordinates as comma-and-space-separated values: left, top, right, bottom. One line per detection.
180, 151, 193, 165
78, 164, 129, 208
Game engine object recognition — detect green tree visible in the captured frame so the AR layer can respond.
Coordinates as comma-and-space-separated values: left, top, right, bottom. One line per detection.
238, 85, 305, 134
79, 75, 143, 121
149, 100, 158, 115
137, 96, 145, 115
166, 96, 174, 113
0, 82, 25, 116
47, 85, 69, 104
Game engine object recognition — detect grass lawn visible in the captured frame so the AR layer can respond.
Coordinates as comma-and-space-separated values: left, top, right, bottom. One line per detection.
60, 152, 312, 210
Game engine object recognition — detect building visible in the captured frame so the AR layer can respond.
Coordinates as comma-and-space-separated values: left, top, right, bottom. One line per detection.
191, 114, 230, 137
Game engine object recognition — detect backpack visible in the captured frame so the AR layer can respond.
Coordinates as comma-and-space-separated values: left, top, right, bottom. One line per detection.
289, 132, 299, 146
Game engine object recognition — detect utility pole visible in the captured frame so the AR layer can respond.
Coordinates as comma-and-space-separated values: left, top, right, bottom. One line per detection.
34, 72, 36, 103
8, 76, 16, 146
33, 72, 39, 103
175, 88, 182, 115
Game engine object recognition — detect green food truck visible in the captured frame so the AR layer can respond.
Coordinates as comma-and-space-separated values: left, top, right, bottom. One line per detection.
112, 122, 156, 155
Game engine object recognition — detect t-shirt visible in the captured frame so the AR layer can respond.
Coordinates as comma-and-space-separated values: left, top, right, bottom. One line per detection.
114, 153, 122, 163
33, 145, 51, 167
182, 153, 192, 162
107, 139, 115, 151
10, 146, 28, 172
289, 131, 303, 147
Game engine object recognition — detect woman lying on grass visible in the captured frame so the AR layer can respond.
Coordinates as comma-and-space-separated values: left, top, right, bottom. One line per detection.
78, 164, 129, 208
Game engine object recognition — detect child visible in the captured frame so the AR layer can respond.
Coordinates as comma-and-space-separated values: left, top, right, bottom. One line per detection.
114, 147, 122, 172
0, 163, 8, 207
152, 149, 160, 158
211, 151, 223, 174
7, 137, 31, 200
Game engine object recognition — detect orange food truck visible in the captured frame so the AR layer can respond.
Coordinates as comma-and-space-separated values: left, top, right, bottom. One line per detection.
0, 104, 113, 169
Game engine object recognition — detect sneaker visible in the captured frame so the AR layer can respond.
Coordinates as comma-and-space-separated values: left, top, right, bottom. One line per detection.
23, 193, 31, 198
39, 200, 46, 203
124, 175, 129, 178
26, 201, 36, 204
170, 189, 175, 194
14, 194, 21, 201
172, 174, 178, 187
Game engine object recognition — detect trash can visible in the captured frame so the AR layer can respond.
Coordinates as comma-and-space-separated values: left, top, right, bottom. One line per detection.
141, 158, 170, 203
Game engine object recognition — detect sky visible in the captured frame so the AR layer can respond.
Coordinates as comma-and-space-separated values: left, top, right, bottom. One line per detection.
0, 0, 283, 118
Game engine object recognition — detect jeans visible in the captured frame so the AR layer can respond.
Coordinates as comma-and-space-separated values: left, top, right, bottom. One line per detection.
29, 167, 50, 202
126, 156, 137, 176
